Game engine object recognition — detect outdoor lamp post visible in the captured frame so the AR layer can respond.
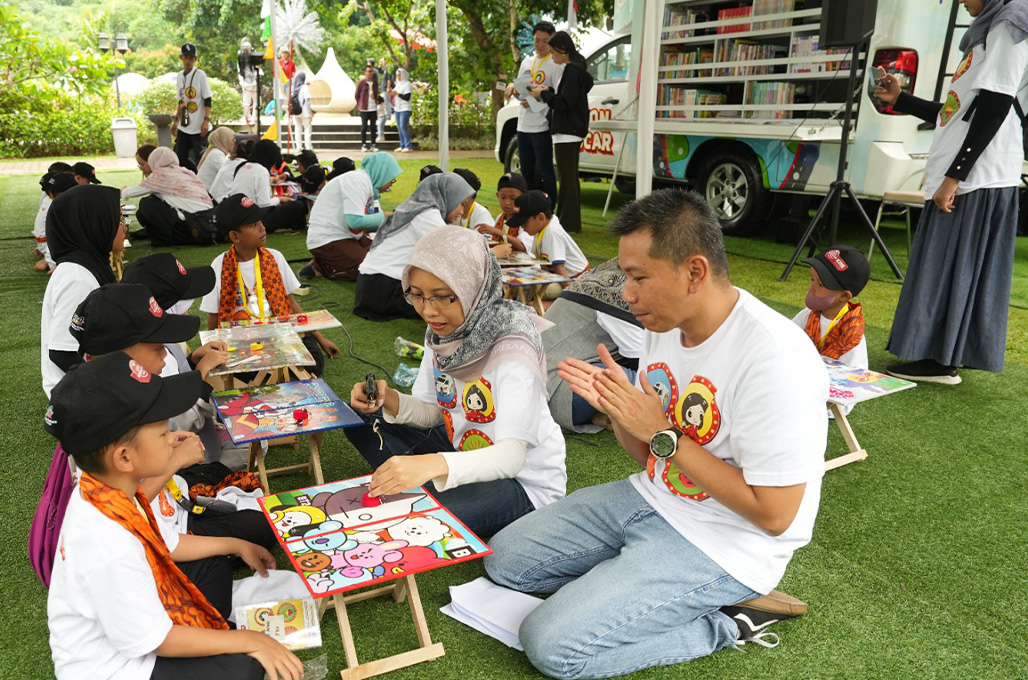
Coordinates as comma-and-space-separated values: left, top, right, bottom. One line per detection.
99, 32, 131, 108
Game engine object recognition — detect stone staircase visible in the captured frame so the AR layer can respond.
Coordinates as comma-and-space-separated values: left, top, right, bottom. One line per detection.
231, 114, 418, 157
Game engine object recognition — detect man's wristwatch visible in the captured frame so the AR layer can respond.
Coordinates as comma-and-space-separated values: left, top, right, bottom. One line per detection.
649, 426, 685, 460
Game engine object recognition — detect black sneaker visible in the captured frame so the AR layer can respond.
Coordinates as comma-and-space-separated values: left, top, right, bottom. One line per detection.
721, 600, 800, 649
297, 261, 317, 281
885, 359, 961, 385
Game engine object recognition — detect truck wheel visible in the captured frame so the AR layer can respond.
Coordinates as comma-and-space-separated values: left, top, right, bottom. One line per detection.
614, 175, 636, 194
504, 138, 521, 175
695, 151, 771, 236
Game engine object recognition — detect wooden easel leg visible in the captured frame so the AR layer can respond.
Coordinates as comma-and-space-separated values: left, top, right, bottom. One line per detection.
255, 442, 270, 491
333, 594, 360, 669
308, 431, 326, 485
403, 575, 433, 648
825, 402, 869, 471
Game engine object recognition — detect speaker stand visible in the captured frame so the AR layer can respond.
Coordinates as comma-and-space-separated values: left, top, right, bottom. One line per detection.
779, 48, 904, 282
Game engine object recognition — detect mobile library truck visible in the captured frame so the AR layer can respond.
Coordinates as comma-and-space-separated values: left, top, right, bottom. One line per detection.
495, 0, 970, 235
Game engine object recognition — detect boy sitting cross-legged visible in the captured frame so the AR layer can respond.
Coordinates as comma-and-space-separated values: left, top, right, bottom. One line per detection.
45, 352, 302, 680
506, 190, 590, 284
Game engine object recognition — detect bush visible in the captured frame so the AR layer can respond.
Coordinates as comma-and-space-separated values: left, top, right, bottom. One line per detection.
411, 86, 495, 141
131, 77, 243, 127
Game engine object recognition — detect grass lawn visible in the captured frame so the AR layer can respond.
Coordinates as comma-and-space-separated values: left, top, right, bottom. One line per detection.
2, 159, 1027, 679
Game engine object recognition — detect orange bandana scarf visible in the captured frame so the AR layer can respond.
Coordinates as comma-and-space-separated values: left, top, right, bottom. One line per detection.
78, 472, 228, 630
218, 246, 291, 323
804, 302, 865, 360
490, 214, 520, 245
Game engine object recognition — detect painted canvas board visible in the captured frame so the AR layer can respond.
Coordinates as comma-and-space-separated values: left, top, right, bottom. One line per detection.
212, 379, 364, 444
262, 476, 492, 599
199, 324, 315, 376
823, 357, 916, 406
497, 252, 550, 268
218, 309, 342, 333
502, 266, 574, 287
235, 597, 322, 650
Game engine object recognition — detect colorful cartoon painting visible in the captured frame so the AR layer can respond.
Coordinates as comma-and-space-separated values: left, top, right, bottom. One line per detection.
502, 267, 575, 287
823, 357, 916, 406
212, 379, 364, 444
219, 309, 342, 333
261, 476, 492, 598
200, 324, 315, 376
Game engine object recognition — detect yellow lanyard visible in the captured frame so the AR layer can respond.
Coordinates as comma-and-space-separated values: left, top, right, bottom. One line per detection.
531, 54, 551, 82
236, 252, 266, 321
816, 303, 849, 350
460, 201, 477, 228
532, 224, 549, 260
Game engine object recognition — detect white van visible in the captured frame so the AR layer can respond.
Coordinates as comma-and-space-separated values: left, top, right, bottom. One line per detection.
495, 0, 967, 234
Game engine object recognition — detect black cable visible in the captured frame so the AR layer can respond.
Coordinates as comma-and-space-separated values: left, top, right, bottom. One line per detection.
337, 319, 398, 385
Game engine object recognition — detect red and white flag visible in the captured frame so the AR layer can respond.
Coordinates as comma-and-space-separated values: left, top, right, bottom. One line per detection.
568, 0, 578, 30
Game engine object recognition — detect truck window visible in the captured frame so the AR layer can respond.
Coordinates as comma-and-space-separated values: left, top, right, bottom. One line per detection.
588, 37, 632, 84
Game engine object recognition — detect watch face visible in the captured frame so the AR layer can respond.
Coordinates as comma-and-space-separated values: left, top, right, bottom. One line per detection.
651, 431, 676, 459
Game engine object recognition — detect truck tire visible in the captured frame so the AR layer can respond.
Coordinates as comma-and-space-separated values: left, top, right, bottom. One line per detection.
614, 175, 636, 194
695, 151, 771, 236
504, 138, 521, 175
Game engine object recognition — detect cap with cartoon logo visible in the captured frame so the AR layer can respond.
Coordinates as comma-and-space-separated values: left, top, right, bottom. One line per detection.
122, 253, 216, 311
214, 193, 270, 238
803, 245, 871, 296
505, 190, 553, 229
496, 172, 528, 193
45, 351, 203, 456
70, 283, 200, 356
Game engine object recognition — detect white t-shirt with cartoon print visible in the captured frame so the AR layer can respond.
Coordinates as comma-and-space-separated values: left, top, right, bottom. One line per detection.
176, 67, 213, 136
924, 23, 1028, 198
515, 53, 564, 133
531, 214, 589, 277
629, 289, 828, 595
411, 347, 566, 510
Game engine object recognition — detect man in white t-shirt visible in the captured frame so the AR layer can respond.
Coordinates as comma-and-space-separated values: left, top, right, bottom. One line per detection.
503, 21, 562, 201
486, 189, 828, 679
170, 43, 213, 167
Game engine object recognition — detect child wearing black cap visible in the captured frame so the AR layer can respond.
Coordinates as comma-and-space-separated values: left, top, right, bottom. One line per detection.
199, 195, 339, 373
506, 190, 590, 283
33, 171, 77, 273
477, 172, 529, 253
792, 245, 870, 369
72, 162, 101, 185
452, 168, 495, 231
45, 353, 302, 680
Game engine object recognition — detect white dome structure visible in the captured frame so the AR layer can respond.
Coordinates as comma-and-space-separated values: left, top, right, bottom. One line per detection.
112, 72, 150, 98
309, 48, 356, 114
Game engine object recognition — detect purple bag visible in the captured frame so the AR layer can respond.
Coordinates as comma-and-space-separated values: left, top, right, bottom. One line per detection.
28, 444, 74, 587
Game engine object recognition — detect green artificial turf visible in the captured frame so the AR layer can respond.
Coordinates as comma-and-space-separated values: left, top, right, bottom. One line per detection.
2, 160, 1027, 679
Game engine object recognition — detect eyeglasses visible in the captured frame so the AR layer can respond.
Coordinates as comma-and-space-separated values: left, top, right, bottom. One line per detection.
403, 290, 459, 309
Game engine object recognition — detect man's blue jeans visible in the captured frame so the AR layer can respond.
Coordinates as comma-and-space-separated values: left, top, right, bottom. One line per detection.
517, 130, 558, 201
485, 480, 757, 679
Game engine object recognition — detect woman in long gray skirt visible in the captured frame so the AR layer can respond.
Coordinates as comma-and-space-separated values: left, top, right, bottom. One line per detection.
875, 0, 1028, 384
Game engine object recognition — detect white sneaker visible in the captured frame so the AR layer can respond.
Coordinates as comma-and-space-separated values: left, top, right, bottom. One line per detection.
370, 145, 379, 152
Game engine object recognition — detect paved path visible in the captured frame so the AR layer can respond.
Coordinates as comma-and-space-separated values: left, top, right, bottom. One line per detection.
0, 149, 495, 176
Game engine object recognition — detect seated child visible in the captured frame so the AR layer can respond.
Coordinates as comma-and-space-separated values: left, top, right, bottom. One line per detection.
347, 226, 567, 539
476, 172, 529, 253
505, 189, 590, 287
40, 185, 125, 397
452, 168, 494, 230
34, 171, 77, 272
71, 283, 278, 554
210, 139, 253, 205
792, 245, 870, 369
199, 194, 339, 374
45, 352, 302, 680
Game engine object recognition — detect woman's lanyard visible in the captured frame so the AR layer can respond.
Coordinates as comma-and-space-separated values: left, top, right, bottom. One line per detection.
817, 303, 850, 350
460, 201, 477, 228
533, 224, 549, 260
531, 54, 551, 82
236, 253, 266, 320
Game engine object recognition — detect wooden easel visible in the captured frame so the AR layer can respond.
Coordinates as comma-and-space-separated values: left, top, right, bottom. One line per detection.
247, 430, 325, 490
824, 401, 868, 471
318, 575, 445, 680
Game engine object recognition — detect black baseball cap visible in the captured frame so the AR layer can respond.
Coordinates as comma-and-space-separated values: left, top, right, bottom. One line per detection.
47, 172, 77, 195
181, 43, 197, 57
45, 351, 203, 457
419, 164, 443, 183
301, 164, 327, 193
506, 190, 553, 228
71, 283, 200, 355
122, 253, 216, 310
214, 194, 269, 238
803, 245, 871, 296
453, 168, 481, 193
295, 149, 319, 168
73, 162, 100, 184
497, 172, 528, 193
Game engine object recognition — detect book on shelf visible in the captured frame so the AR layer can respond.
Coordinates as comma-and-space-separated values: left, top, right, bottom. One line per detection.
713, 39, 787, 76
745, 81, 796, 119
717, 6, 753, 34
663, 7, 707, 40
660, 48, 715, 79
790, 35, 852, 74
751, 0, 795, 31
657, 87, 726, 119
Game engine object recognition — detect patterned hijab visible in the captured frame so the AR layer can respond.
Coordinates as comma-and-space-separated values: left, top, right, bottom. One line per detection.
134, 147, 213, 207
401, 225, 551, 382
371, 173, 474, 250
46, 184, 120, 285
557, 257, 641, 327
960, 0, 1028, 52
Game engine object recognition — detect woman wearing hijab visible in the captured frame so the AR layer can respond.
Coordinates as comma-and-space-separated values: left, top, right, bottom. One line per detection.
302, 152, 402, 281
210, 138, 253, 204
876, 0, 1028, 384
529, 31, 594, 234
389, 68, 414, 152
196, 126, 235, 191
348, 226, 567, 538
541, 258, 645, 433
121, 147, 214, 247
354, 173, 476, 321
291, 72, 313, 152
227, 139, 308, 232
40, 185, 126, 397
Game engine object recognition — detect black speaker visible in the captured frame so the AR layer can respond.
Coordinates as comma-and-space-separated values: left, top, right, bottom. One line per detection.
819, 0, 879, 48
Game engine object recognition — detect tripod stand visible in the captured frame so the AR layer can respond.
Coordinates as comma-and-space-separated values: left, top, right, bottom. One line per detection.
779, 47, 904, 282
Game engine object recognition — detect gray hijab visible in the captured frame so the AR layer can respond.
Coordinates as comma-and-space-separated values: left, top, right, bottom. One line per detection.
401, 225, 550, 382
557, 257, 641, 327
371, 173, 474, 250
959, 0, 1028, 53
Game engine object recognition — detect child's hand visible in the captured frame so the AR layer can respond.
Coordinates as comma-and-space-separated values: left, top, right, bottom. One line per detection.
369, 454, 447, 497
351, 379, 390, 413
477, 225, 503, 238
242, 631, 304, 680
318, 336, 340, 358
491, 243, 514, 260
170, 432, 205, 468
236, 541, 276, 577
195, 348, 229, 380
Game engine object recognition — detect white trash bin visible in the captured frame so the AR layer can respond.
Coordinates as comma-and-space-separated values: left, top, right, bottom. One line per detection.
110, 117, 138, 158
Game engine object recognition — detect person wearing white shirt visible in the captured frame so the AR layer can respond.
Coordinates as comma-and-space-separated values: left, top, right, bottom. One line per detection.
170, 43, 213, 166
226, 140, 307, 233
291, 72, 314, 151
506, 190, 590, 288
196, 127, 235, 191
486, 189, 829, 678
